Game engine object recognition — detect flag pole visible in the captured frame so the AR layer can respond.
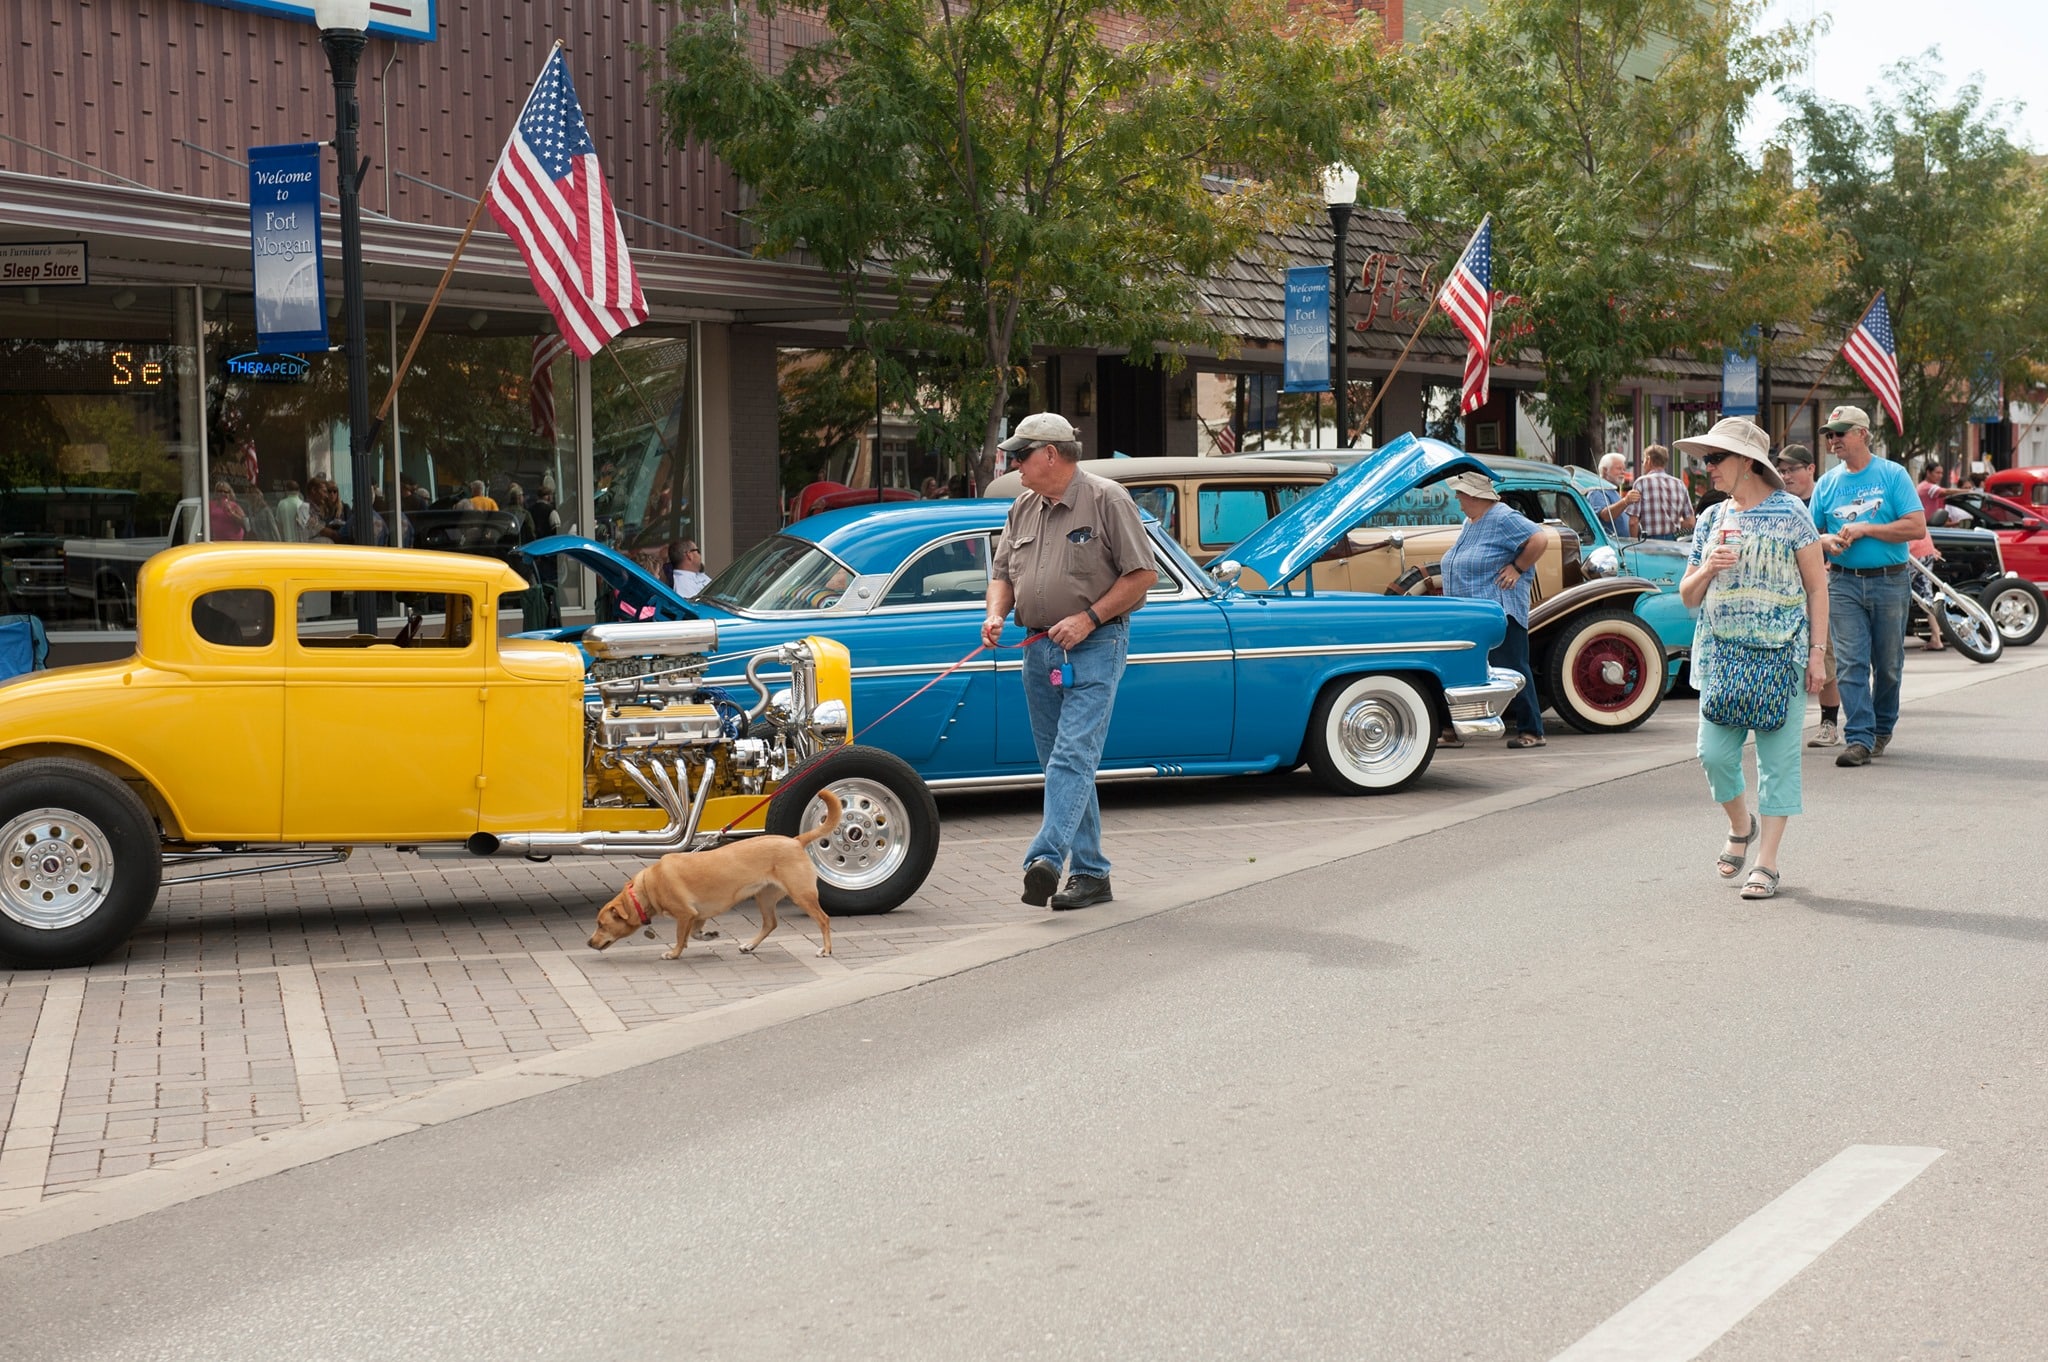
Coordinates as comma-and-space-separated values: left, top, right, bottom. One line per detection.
1787, 288, 1883, 435
361, 39, 567, 451
1353, 294, 1443, 433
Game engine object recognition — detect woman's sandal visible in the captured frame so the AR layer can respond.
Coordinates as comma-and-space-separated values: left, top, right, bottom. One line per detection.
1505, 734, 1546, 749
1741, 866, 1781, 900
1435, 733, 1466, 749
1717, 813, 1758, 879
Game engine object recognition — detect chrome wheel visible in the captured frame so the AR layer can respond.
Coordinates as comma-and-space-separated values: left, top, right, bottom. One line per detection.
1335, 692, 1421, 773
1983, 584, 2043, 645
803, 777, 911, 892
1305, 674, 1435, 795
1, 808, 115, 931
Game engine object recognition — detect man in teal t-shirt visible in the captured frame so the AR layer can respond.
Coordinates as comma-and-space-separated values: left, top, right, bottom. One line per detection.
1808, 404, 1926, 767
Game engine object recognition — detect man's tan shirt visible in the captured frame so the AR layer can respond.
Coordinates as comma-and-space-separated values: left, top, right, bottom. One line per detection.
992, 467, 1153, 629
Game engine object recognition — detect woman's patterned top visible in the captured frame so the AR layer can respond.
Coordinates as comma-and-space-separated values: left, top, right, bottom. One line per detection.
1687, 489, 1818, 688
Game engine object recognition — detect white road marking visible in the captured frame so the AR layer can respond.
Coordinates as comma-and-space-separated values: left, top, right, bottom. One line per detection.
275, 965, 349, 1120
0, 976, 87, 1210
533, 952, 626, 1034
1552, 1144, 1945, 1362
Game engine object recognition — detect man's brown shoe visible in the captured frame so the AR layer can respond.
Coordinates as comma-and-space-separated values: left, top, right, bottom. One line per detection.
1836, 743, 1871, 767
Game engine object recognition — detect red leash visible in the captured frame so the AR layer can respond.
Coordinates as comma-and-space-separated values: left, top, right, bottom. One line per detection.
713, 630, 1048, 834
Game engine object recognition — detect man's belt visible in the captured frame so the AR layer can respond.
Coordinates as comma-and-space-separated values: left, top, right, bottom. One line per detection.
1828, 562, 1908, 577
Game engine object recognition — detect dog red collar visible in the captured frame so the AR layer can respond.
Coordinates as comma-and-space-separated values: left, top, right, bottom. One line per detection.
625, 882, 649, 925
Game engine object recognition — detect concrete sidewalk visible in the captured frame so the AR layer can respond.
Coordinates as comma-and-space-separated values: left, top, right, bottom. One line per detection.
1, 646, 2034, 1235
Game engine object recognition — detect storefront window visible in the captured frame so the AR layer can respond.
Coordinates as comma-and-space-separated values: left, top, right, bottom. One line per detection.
592, 333, 693, 578
203, 296, 585, 618
0, 283, 203, 633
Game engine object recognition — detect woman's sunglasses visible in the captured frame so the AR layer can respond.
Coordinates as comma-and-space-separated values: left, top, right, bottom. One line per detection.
1702, 452, 1738, 466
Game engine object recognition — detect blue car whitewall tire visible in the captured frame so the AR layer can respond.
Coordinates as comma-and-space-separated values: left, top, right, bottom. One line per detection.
1304, 673, 1436, 795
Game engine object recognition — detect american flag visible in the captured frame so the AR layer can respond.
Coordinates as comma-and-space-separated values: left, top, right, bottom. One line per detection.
529, 332, 571, 441
1842, 290, 1903, 432
1213, 422, 1238, 455
1437, 216, 1493, 415
486, 48, 647, 359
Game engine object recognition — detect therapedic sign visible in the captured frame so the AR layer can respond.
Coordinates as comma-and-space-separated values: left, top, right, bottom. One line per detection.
248, 143, 328, 356
190, 0, 436, 41
225, 352, 312, 383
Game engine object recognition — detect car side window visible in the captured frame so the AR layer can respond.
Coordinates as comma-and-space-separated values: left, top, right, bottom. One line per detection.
296, 591, 476, 649
1147, 547, 1181, 595
1127, 486, 1177, 539
1534, 491, 1595, 540
192, 589, 275, 648
1270, 484, 1315, 515
1196, 488, 1272, 547
880, 536, 990, 607
1963, 497, 2021, 528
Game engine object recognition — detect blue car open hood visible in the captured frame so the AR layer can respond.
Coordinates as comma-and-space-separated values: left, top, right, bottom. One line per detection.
522, 535, 701, 619
1220, 434, 1493, 589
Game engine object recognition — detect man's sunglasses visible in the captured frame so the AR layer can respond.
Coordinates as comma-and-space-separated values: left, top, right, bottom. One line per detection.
1823, 430, 1852, 442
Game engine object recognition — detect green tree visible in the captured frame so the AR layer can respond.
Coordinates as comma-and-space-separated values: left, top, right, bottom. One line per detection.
654, 0, 1386, 483
1784, 59, 2048, 460
1391, 0, 1843, 462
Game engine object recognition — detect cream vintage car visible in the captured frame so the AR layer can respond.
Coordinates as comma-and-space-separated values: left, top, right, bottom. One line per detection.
0, 543, 938, 968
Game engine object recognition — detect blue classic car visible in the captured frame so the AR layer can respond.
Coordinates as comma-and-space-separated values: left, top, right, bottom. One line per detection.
526, 436, 1525, 796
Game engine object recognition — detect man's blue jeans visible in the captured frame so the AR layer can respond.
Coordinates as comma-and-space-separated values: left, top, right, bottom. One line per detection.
1828, 569, 1910, 749
1020, 620, 1128, 878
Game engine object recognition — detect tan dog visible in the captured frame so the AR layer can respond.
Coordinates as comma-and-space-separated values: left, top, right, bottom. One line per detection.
586, 791, 840, 959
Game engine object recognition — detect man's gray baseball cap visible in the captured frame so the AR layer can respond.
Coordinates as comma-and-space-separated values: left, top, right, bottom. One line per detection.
998, 412, 1078, 452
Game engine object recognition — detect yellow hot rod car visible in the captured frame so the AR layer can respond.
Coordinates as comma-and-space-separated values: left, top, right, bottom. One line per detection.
0, 543, 939, 968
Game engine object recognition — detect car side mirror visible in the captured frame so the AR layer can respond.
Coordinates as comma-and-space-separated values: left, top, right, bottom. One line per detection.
1209, 559, 1243, 589
2025, 517, 2043, 531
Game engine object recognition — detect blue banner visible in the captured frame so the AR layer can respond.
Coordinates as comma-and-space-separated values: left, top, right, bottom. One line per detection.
249, 142, 328, 356
1721, 348, 1758, 417
1283, 267, 1331, 394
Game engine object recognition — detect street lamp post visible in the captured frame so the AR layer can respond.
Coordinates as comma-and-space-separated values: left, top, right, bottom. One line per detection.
1322, 164, 1361, 449
316, 0, 377, 580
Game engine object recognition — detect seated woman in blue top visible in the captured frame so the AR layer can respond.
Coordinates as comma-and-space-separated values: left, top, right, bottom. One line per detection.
1436, 470, 1549, 749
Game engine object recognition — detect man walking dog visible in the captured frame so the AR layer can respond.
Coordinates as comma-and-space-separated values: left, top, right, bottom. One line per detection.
983, 412, 1154, 910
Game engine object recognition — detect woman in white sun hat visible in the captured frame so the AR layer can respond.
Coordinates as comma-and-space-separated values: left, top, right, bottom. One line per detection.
1676, 417, 1830, 901
1436, 469, 1549, 749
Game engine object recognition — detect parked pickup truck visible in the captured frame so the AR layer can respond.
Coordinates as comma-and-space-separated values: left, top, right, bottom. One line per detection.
63, 497, 202, 628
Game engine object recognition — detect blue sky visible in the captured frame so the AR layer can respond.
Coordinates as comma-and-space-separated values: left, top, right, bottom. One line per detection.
1746, 0, 2045, 151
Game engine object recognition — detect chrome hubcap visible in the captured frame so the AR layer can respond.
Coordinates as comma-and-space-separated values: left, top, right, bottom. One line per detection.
0, 809, 114, 931
804, 778, 911, 891
1988, 591, 2038, 638
1336, 693, 1417, 773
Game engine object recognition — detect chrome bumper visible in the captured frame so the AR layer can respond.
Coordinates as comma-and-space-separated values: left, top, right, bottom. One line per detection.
1444, 666, 1526, 739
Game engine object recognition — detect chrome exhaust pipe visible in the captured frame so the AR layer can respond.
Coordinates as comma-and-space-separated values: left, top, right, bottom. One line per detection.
474, 758, 720, 857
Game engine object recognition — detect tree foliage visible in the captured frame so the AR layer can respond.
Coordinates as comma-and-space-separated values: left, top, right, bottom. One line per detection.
1389, 0, 1843, 460
654, 0, 1386, 482
1783, 58, 2048, 460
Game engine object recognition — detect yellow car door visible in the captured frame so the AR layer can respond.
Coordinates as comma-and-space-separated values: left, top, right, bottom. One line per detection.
281, 585, 487, 841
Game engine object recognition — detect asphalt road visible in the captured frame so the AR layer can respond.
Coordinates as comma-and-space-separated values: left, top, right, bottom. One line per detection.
5, 666, 2046, 1362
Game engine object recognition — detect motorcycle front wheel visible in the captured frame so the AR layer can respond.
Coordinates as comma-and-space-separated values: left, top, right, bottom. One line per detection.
1935, 592, 2004, 663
